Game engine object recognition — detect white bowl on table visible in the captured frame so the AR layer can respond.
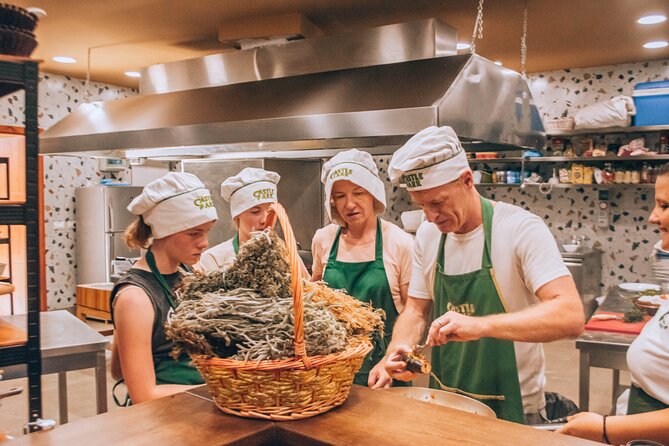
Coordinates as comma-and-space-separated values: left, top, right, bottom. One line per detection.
561, 244, 579, 253
618, 282, 660, 294
400, 210, 425, 233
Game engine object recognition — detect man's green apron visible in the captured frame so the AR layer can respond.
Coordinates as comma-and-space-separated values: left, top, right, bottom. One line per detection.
146, 249, 204, 385
323, 219, 407, 387
627, 385, 669, 414
431, 197, 524, 423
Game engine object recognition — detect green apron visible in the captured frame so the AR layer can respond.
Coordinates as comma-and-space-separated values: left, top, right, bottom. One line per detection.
431, 197, 525, 423
628, 385, 669, 414
232, 233, 239, 255
323, 219, 407, 387
146, 249, 204, 386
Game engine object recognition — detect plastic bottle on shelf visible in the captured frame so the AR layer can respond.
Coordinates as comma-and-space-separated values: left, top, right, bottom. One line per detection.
602, 163, 615, 184
660, 132, 669, 154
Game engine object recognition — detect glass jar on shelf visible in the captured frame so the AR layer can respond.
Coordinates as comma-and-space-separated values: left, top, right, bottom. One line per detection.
614, 168, 625, 184
623, 170, 632, 184
631, 170, 641, 184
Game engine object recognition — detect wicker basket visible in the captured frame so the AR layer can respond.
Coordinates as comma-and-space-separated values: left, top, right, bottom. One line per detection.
545, 117, 575, 132
191, 203, 373, 420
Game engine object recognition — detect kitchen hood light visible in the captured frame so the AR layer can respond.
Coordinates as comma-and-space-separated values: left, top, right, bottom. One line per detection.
125, 71, 141, 78
494, 61, 503, 66
53, 56, 76, 64
456, 42, 471, 50
637, 14, 667, 25
643, 40, 669, 49
26, 6, 47, 17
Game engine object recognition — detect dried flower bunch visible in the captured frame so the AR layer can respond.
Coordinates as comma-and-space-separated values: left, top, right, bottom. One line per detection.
166, 229, 381, 362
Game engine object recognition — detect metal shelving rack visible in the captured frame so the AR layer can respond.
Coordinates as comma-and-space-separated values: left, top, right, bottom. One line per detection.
0, 56, 42, 429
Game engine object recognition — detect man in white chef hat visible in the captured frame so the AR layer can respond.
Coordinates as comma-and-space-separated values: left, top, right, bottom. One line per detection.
312, 148, 414, 388
383, 126, 584, 423
197, 167, 281, 272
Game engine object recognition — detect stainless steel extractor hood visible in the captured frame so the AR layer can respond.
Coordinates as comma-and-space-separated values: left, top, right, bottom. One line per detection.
40, 20, 545, 158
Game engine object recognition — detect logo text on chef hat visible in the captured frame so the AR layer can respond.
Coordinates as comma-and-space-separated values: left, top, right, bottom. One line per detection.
330, 167, 353, 180
402, 172, 423, 189
194, 195, 214, 210
253, 188, 275, 200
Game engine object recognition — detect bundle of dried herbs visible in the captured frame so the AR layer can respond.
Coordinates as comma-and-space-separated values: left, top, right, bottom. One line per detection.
224, 230, 292, 300
165, 287, 348, 361
304, 281, 385, 337
167, 228, 382, 362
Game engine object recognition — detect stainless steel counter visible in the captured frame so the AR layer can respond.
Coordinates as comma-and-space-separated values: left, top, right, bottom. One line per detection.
575, 288, 637, 412
0, 310, 108, 424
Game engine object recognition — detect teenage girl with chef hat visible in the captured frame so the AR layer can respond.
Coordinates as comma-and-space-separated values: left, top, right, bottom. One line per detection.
311, 149, 414, 388
559, 163, 669, 445
110, 172, 217, 404
197, 167, 309, 277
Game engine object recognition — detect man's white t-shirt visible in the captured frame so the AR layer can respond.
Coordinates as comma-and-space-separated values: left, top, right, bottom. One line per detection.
410, 201, 571, 413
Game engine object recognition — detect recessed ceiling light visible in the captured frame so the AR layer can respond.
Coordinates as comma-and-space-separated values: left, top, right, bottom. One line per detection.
637, 14, 667, 25
52, 56, 76, 64
456, 42, 471, 50
494, 61, 503, 66
643, 40, 669, 49
124, 71, 141, 78
26, 7, 47, 17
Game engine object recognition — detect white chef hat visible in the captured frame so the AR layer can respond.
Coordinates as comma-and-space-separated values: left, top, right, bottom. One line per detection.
220, 167, 280, 218
127, 172, 218, 239
321, 149, 386, 226
388, 126, 470, 191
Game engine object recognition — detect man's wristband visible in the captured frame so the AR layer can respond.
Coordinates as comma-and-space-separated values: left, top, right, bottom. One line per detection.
602, 414, 611, 444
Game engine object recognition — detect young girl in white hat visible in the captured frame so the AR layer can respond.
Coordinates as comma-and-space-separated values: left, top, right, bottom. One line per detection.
110, 172, 217, 404
197, 167, 308, 277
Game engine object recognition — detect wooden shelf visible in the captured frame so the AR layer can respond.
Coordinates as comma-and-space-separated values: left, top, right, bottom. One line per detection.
525, 155, 669, 163
548, 124, 669, 137
475, 183, 655, 189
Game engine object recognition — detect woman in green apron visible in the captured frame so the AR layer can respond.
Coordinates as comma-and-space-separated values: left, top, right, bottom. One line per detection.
110, 172, 218, 404
559, 164, 669, 445
312, 149, 414, 388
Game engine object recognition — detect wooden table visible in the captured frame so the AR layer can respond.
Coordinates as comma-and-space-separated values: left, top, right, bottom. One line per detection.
11, 385, 599, 445
575, 288, 637, 412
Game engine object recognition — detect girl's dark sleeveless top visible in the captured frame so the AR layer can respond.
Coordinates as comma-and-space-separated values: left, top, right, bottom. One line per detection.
110, 268, 182, 371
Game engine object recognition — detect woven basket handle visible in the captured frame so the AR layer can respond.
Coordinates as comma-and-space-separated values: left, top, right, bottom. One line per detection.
267, 203, 312, 368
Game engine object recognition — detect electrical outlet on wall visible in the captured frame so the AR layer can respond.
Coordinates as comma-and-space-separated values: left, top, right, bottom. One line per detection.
597, 190, 610, 229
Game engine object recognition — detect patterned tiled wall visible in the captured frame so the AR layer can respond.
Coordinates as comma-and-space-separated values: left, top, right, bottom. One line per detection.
0, 72, 137, 309
378, 58, 669, 292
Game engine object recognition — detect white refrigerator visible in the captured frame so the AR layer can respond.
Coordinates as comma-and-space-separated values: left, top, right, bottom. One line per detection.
75, 186, 143, 284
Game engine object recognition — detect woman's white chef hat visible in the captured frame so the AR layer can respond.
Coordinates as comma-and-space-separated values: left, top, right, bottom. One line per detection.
321, 149, 386, 226
127, 172, 218, 239
388, 126, 470, 191
220, 167, 280, 218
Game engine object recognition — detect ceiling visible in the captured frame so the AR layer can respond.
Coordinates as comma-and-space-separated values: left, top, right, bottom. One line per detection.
12, 0, 669, 89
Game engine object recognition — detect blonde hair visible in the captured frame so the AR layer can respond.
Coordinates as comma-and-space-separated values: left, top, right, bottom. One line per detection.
124, 216, 152, 249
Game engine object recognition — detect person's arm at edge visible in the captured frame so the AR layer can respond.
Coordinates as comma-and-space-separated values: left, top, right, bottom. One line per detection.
114, 287, 198, 403
557, 409, 669, 445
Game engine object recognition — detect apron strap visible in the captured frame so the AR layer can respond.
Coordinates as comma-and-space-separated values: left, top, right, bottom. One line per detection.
480, 197, 494, 269
232, 233, 239, 255
374, 218, 383, 261
146, 249, 178, 309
